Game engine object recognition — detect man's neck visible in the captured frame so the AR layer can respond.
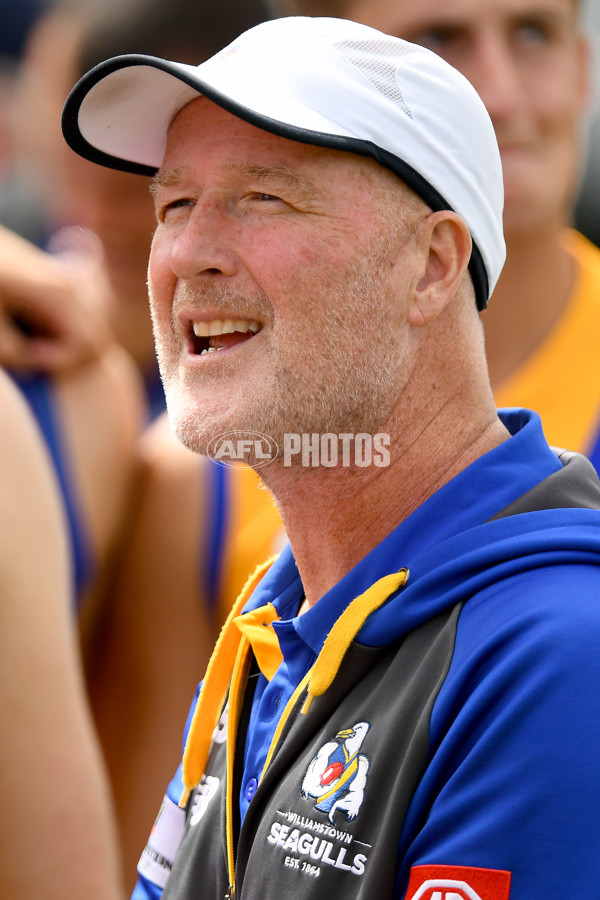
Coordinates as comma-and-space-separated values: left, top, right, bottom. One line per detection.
483, 226, 575, 390
262, 390, 509, 608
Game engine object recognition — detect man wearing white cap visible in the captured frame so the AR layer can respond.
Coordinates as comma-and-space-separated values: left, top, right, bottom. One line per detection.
63, 16, 600, 900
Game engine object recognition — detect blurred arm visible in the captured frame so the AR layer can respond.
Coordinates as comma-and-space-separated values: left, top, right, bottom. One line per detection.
0, 224, 111, 371
0, 367, 124, 899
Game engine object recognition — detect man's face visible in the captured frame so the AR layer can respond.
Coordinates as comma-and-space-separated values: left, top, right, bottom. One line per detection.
148, 97, 422, 457
342, 0, 588, 238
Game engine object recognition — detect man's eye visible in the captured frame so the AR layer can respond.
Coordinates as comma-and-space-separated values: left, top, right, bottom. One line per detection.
158, 197, 193, 220
412, 27, 456, 53
516, 21, 552, 46
256, 193, 281, 202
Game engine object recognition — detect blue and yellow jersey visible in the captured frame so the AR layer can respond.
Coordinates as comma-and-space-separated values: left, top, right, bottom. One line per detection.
133, 410, 600, 900
494, 230, 600, 469
200, 460, 285, 628
9, 370, 93, 604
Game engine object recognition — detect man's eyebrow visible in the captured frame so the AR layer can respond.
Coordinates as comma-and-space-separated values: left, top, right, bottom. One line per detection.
228, 161, 314, 197
149, 160, 315, 199
149, 166, 190, 195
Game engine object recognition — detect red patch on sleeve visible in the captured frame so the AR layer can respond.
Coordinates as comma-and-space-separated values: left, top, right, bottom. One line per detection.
404, 865, 511, 900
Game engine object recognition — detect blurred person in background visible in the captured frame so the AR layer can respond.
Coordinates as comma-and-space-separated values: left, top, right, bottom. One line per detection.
10, 0, 284, 887
269, 0, 600, 469
0, 366, 125, 900
93, 409, 283, 888
0, 0, 52, 239
11, 0, 275, 416
0, 0, 145, 635
8, 0, 164, 413
574, 3, 600, 245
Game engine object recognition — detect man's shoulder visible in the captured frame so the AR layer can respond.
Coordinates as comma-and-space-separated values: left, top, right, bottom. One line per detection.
464, 558, 600, 648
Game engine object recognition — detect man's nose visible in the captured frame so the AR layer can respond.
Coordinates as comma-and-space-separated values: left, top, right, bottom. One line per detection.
464, 35, 524, 124
169, 201, 240, 280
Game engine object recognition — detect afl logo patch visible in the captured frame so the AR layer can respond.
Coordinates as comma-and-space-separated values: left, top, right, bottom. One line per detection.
405, 866, 511, 900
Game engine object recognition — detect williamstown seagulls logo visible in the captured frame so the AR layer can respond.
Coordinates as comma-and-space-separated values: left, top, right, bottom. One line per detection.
301, 722, 371, 824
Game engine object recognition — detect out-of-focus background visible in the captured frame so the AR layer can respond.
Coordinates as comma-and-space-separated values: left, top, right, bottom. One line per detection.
575, 0, 600, 247
1, 0, 600, 249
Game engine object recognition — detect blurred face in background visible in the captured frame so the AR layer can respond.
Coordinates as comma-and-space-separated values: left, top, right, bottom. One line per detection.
339, 0, 589, 239
11, 5, 156, 370
59, 155, 156, 370
11, 0, 279, 375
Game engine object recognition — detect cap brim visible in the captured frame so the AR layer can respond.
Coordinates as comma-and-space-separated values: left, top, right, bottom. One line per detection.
63, 52, 447, 199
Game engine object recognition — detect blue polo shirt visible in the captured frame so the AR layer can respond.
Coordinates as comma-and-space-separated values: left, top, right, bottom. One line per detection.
134, 407, 584, 900
237, 407, 561, 821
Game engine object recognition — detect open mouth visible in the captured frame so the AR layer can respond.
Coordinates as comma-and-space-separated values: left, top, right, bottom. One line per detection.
190, 318, 261, 356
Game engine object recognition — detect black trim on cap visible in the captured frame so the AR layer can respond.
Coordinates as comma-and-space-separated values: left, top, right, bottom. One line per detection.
62, 53, 489, 309
62, 55, 164, 177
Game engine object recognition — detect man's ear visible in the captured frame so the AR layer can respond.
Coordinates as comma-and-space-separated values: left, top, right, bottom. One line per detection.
408, 211, 472, 327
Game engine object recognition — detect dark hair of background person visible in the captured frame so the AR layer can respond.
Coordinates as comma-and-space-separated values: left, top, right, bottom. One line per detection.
0, 0, 52, 65
76, 0, 273, 76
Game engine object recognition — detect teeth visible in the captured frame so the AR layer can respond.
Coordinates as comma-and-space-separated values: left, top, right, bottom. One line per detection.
199, 346, 219, 356
193, 318, 260, 337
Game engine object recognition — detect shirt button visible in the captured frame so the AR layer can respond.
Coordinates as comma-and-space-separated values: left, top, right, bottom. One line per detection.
244, 778, 258, 802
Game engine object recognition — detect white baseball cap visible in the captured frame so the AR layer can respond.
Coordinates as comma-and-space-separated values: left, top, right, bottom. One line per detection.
62, 16, 505, 309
